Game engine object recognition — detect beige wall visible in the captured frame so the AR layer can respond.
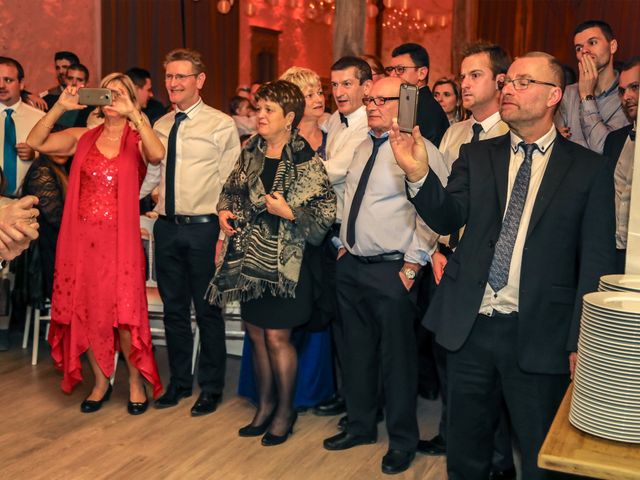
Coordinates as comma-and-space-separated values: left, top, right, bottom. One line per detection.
0, 0, 100, 95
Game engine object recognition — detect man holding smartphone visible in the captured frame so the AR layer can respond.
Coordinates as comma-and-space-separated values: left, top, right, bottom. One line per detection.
152, 49, 240, 416
323, 76, 447, 475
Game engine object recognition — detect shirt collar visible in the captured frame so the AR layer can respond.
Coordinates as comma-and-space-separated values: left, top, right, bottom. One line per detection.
176, 97, 203, 119
367, 129, 390, 140
345, 105, 366, 124
599, 71, 620, 98
0, 99, 22, 113
509, 124, 557, 154
472, 111, 502, 133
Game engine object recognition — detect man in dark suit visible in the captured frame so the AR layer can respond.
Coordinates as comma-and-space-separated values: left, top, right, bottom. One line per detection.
386, 43, 449, 147
603, 56, 639, 273
389, 52, 616, 479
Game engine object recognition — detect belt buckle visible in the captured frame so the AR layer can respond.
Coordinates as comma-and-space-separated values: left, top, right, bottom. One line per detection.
184, 216, 191, 224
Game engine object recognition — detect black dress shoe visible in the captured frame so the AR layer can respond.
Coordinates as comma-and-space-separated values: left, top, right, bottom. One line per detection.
338, 409, 384, 431
127, 391, 149, 415
323, 431, 377, 451
80, 384, 113, 413
313, 394, 346, 416
239, 410, 276, 437
190, 391, 221, 416
261, 412, 298, 446
154, 384, 192, 409
381, 449, 415, 475
416, 434, 446, 455
489, 466, 517, 480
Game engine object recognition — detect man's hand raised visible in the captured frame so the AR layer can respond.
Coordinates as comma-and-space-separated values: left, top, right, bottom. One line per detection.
389, 120, 429, 183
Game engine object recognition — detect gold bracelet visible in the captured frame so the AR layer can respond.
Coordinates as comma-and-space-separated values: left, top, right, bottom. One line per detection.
132, 115, 145, 130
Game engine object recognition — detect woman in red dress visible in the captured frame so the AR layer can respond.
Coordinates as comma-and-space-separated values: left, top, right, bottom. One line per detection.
27, 73, 165, 414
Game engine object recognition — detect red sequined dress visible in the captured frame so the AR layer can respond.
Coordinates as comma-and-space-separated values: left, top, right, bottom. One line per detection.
49, 124, 162, 397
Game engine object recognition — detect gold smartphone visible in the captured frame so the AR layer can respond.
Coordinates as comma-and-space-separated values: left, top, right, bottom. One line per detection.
78, 88, 112, 106
397, 83, 419, 133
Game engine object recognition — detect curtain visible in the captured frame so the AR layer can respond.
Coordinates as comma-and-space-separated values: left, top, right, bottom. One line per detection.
333, 0, 366, 60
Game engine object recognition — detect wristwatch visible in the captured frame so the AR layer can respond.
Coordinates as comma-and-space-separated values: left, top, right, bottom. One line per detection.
402, 267, 417, 280
581, 94, 596, 102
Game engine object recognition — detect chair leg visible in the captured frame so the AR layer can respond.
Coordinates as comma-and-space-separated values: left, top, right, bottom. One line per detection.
191, 324, 200, 375
22, 305, 32, 349
110, 351, 119, 386
31, 309, 41, 365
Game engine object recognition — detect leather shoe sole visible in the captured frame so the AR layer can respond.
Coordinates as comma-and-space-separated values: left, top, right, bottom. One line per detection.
323, 432, 377, 451
382, 449, 415, 475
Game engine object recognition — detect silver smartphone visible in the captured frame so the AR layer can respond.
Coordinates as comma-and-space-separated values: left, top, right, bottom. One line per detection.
78, 88, 112, 106
397, 83, 419, 133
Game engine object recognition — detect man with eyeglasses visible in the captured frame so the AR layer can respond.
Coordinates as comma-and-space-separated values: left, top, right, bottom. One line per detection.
390, 52, 615, 479
312, 56, 372, 420
387, 43, 449, 147
152, 48, 240, 416
555, 20, 629, 153
417, 42, 516, 480
604, 56, 639, 274
323, 76, 447, 475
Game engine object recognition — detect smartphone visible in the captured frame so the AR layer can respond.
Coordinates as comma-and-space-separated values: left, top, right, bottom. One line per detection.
397, 83, 419, 133
78, 88, 112, 106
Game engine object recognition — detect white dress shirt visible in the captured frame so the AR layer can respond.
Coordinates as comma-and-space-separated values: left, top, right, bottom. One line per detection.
614, 125, 636, 249
339, 132, 448, 265
478, 125, 558, 315
0, 100, 45, 192
153, 99, 241, 215
325, 106, 369, 223
439, 111, 509, 172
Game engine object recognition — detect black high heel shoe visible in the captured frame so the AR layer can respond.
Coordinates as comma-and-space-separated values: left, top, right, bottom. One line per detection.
80, 384, 113, 413
261, 412, 298, 446
127, 388, 149, 416
239, 409, 276, 437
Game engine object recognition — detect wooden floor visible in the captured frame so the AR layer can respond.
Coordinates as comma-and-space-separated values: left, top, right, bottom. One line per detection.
1, 334, 447, 480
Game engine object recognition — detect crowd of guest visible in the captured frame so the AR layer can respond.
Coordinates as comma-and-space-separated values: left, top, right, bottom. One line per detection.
0, 16, 637, 479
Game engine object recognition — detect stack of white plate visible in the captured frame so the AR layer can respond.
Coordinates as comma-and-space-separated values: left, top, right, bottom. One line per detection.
599, 274, 640, 292
569, 291, 640, 443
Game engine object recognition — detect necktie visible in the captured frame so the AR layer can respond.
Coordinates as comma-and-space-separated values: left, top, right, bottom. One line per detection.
3, 109, 17, 193
339, 112, 349, 128
470, 122, 483, 143
346, 135, 389, 247
165, 112, 188, 218
487, 142, 538, 293
630, 129, 636, 141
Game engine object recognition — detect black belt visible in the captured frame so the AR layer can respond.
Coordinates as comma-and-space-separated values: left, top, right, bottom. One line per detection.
351, 252, 404, 264
159, 214, 217, 225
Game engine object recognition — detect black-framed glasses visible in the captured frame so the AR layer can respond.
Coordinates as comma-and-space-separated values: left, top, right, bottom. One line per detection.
498, 77, 557, 91
384, 65, 420, 75
619, 82, 640, 96
165, 73, 199, 82
362, 96, 400, 106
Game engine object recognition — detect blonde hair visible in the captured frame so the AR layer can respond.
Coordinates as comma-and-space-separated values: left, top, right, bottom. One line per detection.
280, 66, 321, 93
96, 72, 139, 118
164, 48, 206, 74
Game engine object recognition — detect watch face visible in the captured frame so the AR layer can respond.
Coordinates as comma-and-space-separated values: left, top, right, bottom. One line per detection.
404, 268, 416, 280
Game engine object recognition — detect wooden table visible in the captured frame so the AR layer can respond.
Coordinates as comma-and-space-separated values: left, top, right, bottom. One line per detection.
538, 384, 640, 479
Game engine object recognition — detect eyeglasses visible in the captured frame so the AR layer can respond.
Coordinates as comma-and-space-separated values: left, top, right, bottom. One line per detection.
362, 96, 400, 106
165, 73, 199, 82
498, 77, 557, 91
384, 65, 420, 75
619, 82, 640, 96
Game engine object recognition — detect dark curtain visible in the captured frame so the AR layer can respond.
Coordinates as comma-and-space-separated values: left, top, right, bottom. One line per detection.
101, 0, 239, 111
476, 0, 640, 68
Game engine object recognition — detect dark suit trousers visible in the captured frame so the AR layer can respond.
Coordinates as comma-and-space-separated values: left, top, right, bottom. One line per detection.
154, 218, 226, 393
446, 314, 570, 480
337, 253, 419, 451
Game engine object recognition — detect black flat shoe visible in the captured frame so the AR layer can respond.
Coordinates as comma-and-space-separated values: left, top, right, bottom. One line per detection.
381, 449, 415, 475
154, 384, 192, 409
323, 431, 377, 451
261, 412, 298, 446
239, 410, 276, 437
128, 390, 149, 416
80, 384, 113, 413
191, 391, 222, 417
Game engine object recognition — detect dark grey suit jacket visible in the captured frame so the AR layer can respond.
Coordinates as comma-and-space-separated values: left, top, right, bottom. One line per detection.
411, 131, 616, 374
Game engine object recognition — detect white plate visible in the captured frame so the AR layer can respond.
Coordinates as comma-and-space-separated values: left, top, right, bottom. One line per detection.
584, 292, 640, 314
600, 275, 640, 290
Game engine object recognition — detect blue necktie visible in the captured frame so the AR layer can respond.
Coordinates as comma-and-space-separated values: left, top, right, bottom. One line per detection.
346, 135, 388, 247
470, 122, 483, 143
487, 142, 539, 292
3, 109, 17, 193
165, 112, 188, 218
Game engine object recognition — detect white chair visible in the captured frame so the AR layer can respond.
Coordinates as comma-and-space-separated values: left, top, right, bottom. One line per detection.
22, 301, 51, 365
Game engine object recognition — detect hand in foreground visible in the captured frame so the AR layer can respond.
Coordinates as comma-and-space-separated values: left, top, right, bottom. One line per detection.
265, 192, 294, 221
57, 86, 86, 112
219, 210, 237, 237
578, 54, 598, 99
569, 352, 578, 380
431, 251, 448, 285
389, 120, 429, 183
16, 142, 36, 161
0, 220, 39, 261
27, 94, 48, 111
0, 196, 39, 226
399, 262, 420, 292
558, 126, 571, 139
104, 88, 137, 119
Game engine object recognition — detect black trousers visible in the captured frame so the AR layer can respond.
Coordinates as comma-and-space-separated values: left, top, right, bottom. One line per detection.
154, 218, 226, 393
446, 314, 570, 480
337, 253, 419, 451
